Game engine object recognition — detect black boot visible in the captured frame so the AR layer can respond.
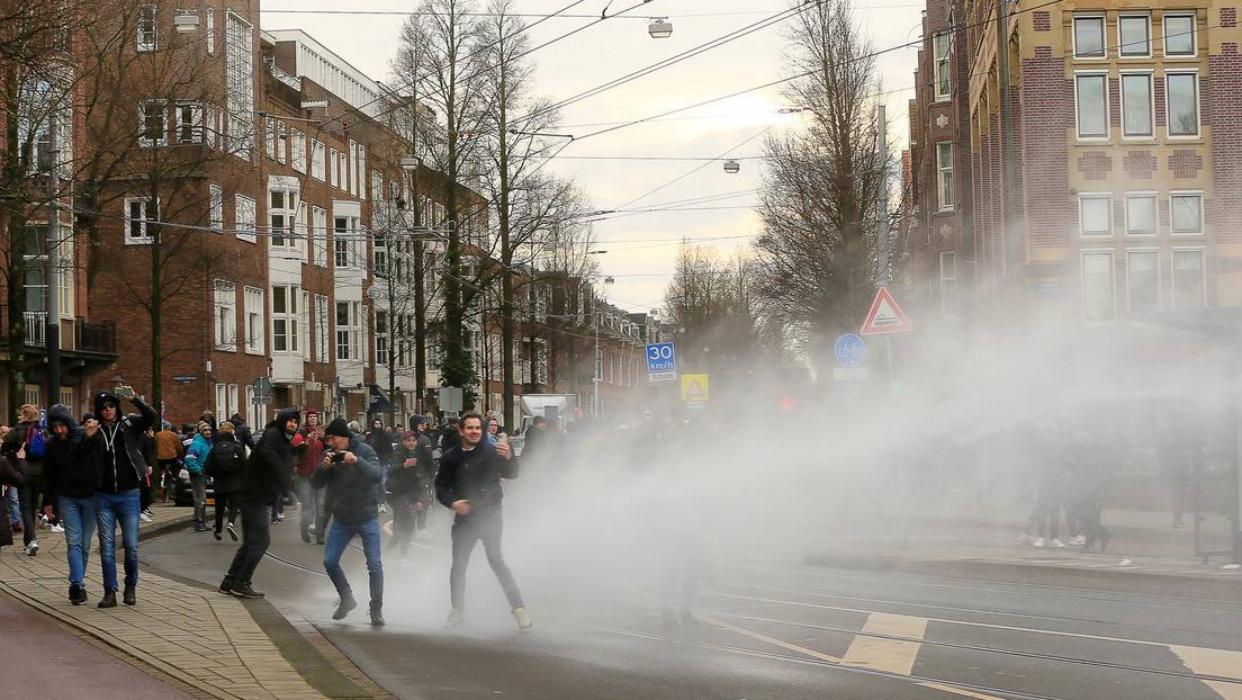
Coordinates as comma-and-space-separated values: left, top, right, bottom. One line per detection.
219, 577, 236, 596
97, 591, 117, 609
123, 585, 136, 606
232, 582, 265, 599
370, 605, 385, 627
69, 584, 82, 605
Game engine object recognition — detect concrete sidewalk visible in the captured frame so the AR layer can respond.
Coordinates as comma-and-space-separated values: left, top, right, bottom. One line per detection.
0, 503, 375, 699
806, 529, 1242, 599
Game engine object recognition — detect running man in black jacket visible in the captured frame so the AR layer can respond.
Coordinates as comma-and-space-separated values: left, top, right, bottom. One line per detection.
220, 408, 298, 599
436, 412, 530, 630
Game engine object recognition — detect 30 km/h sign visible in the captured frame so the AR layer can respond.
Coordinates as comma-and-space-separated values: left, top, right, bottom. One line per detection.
646, 342, 677, 383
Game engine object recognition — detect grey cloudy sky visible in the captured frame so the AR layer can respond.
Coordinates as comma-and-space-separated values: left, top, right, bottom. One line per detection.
262, 0, 925, 313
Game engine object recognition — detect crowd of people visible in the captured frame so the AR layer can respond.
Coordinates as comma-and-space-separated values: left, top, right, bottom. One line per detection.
0, 397, 553, 631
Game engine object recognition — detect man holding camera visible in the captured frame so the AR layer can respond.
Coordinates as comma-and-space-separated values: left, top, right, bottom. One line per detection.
314, 418, 386, 626
437, 412, 530, 630
219, 408, 299, 600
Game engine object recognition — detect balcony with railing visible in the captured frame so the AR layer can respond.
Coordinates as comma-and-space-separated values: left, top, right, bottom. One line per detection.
0, 305, 116, 355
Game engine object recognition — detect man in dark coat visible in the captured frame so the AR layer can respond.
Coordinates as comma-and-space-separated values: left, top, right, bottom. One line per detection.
315, 418, 385, 625
220, 408, 299, 599
84, 392, 158, 608
205, 422, 245, 542
42, 405, 97, 604
436, 412, 529, 630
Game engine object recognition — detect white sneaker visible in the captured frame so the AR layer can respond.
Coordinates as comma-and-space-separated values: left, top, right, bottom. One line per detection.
24, 541, 38, 556
38, 515, 48, 530
512, 607, 532, 630
1068, 535, 1087, 547
50, 523, 65, 533
1049, 538, 1066, 548
1033, 537, 1046, 548
1017, 533, 1035, 545
139, 512, 153, 523
378, 504, 388, 514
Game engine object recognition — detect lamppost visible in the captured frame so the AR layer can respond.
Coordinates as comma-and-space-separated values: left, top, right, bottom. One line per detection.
592, 275, 615, 418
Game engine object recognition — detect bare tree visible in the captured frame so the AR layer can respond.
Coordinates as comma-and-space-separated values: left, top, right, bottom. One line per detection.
665, 243, 763, 371
392, 0, 490, 400
754, 0, 889, 362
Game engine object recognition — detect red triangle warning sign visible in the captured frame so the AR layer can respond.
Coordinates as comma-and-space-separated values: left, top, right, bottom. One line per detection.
860, 287, 912, 336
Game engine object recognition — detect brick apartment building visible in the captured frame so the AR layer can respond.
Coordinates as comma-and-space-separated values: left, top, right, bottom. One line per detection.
906, 0, 1242, 325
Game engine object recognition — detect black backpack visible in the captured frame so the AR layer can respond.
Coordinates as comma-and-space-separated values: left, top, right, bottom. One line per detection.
207, 442, 243, 479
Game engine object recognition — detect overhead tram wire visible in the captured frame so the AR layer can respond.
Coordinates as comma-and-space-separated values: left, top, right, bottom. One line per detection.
517, 2, 814, 126
617, 126, 772, 209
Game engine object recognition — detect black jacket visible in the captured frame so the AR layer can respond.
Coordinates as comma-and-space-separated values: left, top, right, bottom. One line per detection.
367, 429, 395, 467
0, 419, 44, 477
436, 440, 518, 513
205, 432, 246, 495
388, 444, 431, 504
229, 416, 256, 452
84, 394, 158, 494
42, 405, 97, 503
312, 435, 382, 525
240, 410, 297, 505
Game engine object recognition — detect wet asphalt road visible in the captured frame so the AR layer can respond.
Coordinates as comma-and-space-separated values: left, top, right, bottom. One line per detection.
142, 511, 1242, 700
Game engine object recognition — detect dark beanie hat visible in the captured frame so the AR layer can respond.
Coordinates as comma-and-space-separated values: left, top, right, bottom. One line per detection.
324, 417, 351, 439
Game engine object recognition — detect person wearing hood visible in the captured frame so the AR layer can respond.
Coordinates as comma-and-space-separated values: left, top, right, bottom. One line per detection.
42, 405, 97, 605
313, 418, 385, 626
205, 422, 245, 542
84, 391, 158, 608
291, 410, 326, 544
184, 422, 213, 532
366, 418, 395, 514
406, 417, 437, 538
220, 408, 299, 600
388, 432, 425, 556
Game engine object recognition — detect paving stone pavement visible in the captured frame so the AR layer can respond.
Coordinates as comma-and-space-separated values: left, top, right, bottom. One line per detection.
0, 504, 326, 699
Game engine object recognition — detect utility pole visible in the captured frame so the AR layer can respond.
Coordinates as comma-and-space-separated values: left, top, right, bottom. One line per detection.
875, 104, 889, 288
592, 309, 599, 418
45, 115, 61, 407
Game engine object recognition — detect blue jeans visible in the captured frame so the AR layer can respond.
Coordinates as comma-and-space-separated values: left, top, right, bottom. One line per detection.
95, 489, 141, 592
58, 496, 96, 587
5, 487, 19, 526
323, 518, 383, 609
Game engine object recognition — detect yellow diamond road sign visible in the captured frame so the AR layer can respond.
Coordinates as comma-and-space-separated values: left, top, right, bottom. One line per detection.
681, 374, 710, 403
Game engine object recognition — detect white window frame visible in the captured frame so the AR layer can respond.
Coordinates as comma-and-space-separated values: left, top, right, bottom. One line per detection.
1072, 14, 1106, 59
1124, 192, 1158, 237
244, 286, 265, 355
270, 285, 300, 354
1170, 247, 1207, 309
1081, 250, 1116, 322
1118, 13, 1153, 59
276, 120, 287, 164
1169, 190, 1204, 236
137, 4, 157, 51
209, 183, 224, 232
1074, 71, 1110, 141
213, 279, 237, 351
939, 251, 957, 316
933, 33, 951, 101
311, 139, 326, 180
138, 100, 167, 147
330, 147, 340, 187
290, 128, 306, 173
264, 115, 276, 160
268, 187, 297, 249
314, 293, 330, 363
235, 193, 256, 243
1119, 70, 1155, 139
375, 309, 389, 366
1125, 248, 1162, 315
936, 142, 954, 211
174, 101, 204, 144
358, 145, 367, 199
336, 301, 360, 361
1165, 70, 1201, 139
312, 206, 328, 266
338, 151, 348, 190
1078, 193, 1113, 237
1163, 12, 1197, 58
205, 8, 214, 55
123, 196, 156, 245
224, 11, 254, 160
